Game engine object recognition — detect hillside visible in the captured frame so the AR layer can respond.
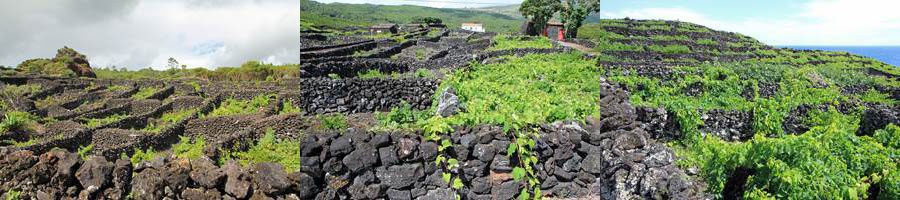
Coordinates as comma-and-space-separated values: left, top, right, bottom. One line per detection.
576, 19, 900, 199
301, 0, 522, 32
468, 4, 604, 23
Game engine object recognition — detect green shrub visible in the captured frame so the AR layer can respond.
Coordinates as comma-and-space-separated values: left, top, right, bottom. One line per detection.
206, 94, 273, 117
415, 68, 433, 78
107, 85, 129, 92
696, 39, 718, 45
489, 34, 554, 51
438, 52, 603, 129
318, 113, 348, 130
0, 112, 38, 133
143, 109, 197, 133
649, 35, 691, 41
132, 87, 160, 100
647, 45, 691, 54
357, 69, 385, 79
172, 136, 205, 160
224, 129, 304, 172
83, 114, 129, 128
874, 124, 900, 149
859, 89, 897, 105
377, 101, 431, 129
1, 84, 42, 98
77, 144, 94, 160
594, 40, 644, 51
130, 148, 157, 165
4, 189, 20, 200
16, 58, 74, 77
279, 99, 303, 115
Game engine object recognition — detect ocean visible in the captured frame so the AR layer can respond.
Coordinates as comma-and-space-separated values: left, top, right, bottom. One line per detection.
778, 46, 900, 67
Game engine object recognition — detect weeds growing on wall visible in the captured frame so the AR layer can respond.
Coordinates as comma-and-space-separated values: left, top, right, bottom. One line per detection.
131, 87, 160, 100
221, 128, 305, 172
488, 34, 554, 51
205, 94, 273, 118
317, 113, 348, 130
83, 114, 129, 128
143, 109, 197, 133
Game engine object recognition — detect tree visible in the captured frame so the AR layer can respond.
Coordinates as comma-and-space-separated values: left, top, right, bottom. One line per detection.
519, 0, 560, 36
558, 0, 600, 38
411, 17, 442, 25
167, 57, 179, 70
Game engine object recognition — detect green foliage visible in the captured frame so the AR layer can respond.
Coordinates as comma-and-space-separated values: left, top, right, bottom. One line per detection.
647, 45, 691, 54
131, 87, 160, 100
16, 58, 74, 77
301, 0, 522, 33
357, 69, 385, 79
143, 109, 197, 133
225, 129, 305, 172
415, 68, 433, 78
678, 110, 899, 199
696, 38, 718, 45
859, 89, 897, 105
4, 190, 20, 200
649, 34, 691, 41
376, 101, 431, 129
106, 85, 129, 92
489, 35, 554, 51
83, 114, 129, 128
410, 16, 442, 24
874, 124, 900, 149
1, 84, 41, 100
77, 144, 94, 160
172, 136, 205, 160
206, 94, 273, 117
593, 40, 643, 51
130, 148, 157, 165
441, 52, 603, 129
577, 24, 625, 40
0, 112, 37, 133
317, 113, 348, 130
279, 99, 303, 115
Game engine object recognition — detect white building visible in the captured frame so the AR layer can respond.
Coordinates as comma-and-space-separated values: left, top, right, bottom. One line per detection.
461, 22, 484, 32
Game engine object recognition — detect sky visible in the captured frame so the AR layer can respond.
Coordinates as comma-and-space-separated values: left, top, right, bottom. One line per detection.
310, 0, 523, 8
0, 0, 299, 70
599, 0, 900, 46
314, 0, 900, 46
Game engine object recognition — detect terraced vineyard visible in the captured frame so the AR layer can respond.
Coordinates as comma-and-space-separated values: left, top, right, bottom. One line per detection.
1, 19, 898, 200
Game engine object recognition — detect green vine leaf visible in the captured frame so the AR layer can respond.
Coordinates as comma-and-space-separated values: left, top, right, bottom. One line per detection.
507, 143, 517, 157
518, 189, 531, 200
452, 177, 464, 189
443, 172, 451, 183
511, 167, 526, 180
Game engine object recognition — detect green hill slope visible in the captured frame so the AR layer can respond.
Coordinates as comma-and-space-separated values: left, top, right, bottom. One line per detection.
301, 0, 523, 32
579, 19, 900, 199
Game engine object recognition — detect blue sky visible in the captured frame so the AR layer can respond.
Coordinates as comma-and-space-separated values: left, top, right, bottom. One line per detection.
597, 0, 900, 45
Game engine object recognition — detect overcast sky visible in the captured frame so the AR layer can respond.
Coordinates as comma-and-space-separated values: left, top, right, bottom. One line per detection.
0, 0, 299, 70
599, 0, 900, 46
311, 0, 522, 8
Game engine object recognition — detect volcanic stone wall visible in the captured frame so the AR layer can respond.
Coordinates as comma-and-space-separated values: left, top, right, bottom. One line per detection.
299, 59, 413, 78
299, 40, 381, 60
281, 77, 438, 114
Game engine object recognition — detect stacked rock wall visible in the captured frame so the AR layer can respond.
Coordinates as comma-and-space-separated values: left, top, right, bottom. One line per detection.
280, 77, 438, 114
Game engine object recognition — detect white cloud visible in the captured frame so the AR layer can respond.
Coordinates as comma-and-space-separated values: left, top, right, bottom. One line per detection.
311, 0, 520, 8
599, 0, 900, 45
0, 0, 299, 70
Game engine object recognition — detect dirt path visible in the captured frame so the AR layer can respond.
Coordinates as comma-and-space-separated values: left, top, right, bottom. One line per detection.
556, 40, 595, 53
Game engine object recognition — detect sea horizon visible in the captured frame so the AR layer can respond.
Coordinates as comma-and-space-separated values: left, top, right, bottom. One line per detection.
778, 45, 900, 67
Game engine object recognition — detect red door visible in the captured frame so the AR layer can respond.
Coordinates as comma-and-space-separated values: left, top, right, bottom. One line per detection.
558, 29, 565, 40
